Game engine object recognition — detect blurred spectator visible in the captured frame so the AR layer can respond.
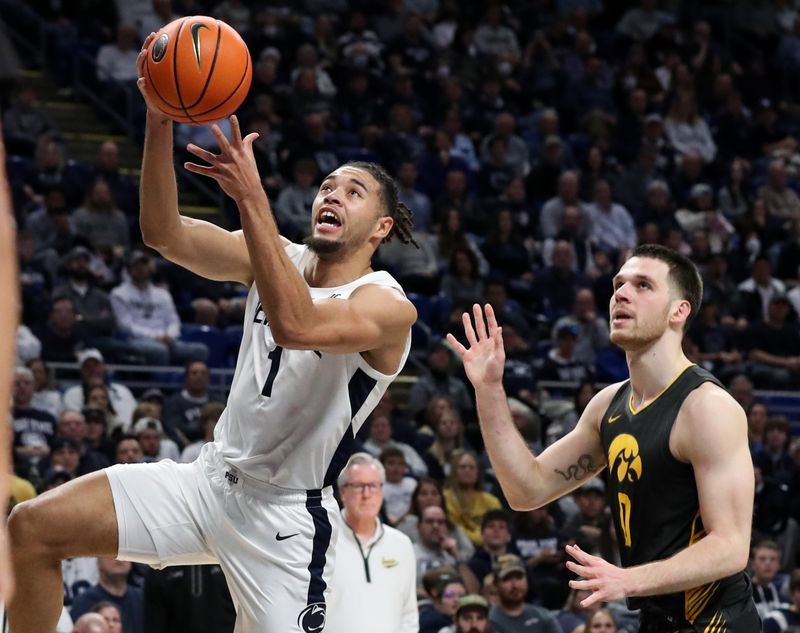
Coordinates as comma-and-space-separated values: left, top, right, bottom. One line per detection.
489, 554, 561, 633
585, 180, 636, 255
17, 321, 42, 366
551, 288, 609, 365
443, 450, 502, 547
132, 417, 180, 463
56, 409, 110, 475
27, 358, 63, 418
114, 434, 143, 465
179, 401, 225, 464
414, 505, 477, 593
110, 250, 208, 366
616, 0, 673, 41
24, 186, 75, 278
212, 0, 251, 33
24, 137, 85, 206
144, 564, 235, 633
396, 161, 433, 233
379, 446, 418, 525
440, 246, 485, 312
37, 296, 86, 363
83, 408, 116, 464
561, 478, 618, 564
584, 608, 619, 632
377, 228, 440, 295
738, 257, 787, 322
90, 141, 139, 216
467, 510, 518, 585
95, 23, 139, 84
274, 157, 318, 241
71, 613, 109, 633
12, 366, 57, 484
48, 436, 81, 478
480, 113, 530, 179
535, 241, 591, 320
422, 405, 469, 482
71, 558, 144, 633
480, 209, 531, 282
686, 296, 744, 382
408, 340, 473, 419
750, 540, 790, 618
337, 11, 384, 73
539, 323, 596, 384
473, 6, 520, 74
759, 160, 800, 221
163, 360, 220, 445
62, 349, 137, 431
746, 293, 800, 388
71, 179, 131, 253
748, 402, 770, 454
90, 603, 122, 633
513, 506, 567, 610
420, 576, 467, 633
557, 589, 595, 633
363, 413, 427, 478
441, 594, 492, 633
663, 90, 717, 163
717, 159, 750, 220
434, 209, 488, 276
762, 568, 800, 633
539, 172, 589, 240
2, 86, 57, 157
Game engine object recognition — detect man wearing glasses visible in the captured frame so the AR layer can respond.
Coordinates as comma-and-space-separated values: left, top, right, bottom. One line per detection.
326, 453, 418, 633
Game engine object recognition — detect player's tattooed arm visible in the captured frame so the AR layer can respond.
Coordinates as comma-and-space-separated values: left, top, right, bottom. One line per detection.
554, 454, 601, 481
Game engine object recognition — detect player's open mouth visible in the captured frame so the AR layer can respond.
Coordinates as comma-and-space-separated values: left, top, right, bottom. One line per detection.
316, 209, 342, 233
612, 310, 632, 325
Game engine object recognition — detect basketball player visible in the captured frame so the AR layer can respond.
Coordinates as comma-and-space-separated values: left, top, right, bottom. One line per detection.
0, 122, 20, 616
449, 245, 760, 632
8, 34, 417, 633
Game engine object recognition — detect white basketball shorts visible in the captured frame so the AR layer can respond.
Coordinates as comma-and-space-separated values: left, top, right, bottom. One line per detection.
105, 443, 340, 633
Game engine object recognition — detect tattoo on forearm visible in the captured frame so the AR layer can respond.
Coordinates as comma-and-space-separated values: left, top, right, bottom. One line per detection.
554, 454, 598, 481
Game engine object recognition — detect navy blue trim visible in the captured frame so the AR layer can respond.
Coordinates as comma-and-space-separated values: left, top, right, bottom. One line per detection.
305, 489, 332, 606
321, 369, 378, 487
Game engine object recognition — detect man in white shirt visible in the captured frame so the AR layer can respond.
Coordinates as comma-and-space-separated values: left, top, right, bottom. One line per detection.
326, 453, 418, 633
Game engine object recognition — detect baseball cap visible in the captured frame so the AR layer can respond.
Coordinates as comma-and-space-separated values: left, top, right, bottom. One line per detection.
644, 112, 663, 125
132, 417, 164, 436
127, 249, 151, 267
556, 323, 579, 338
647, 179, 670, 194
141, 388, 165, 403
63, 245, 92, 264
578, 477, 606, 494
689, 183, 713, 198
493, 554, 526, 580
456, 595, 489, 616
77, 348, 104, 366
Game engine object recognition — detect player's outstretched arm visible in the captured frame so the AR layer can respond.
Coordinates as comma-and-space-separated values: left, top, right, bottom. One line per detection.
447, 304, 609, 511
136, 33, 253, 286
566, 384, 753, 607
0, 119, 19, 602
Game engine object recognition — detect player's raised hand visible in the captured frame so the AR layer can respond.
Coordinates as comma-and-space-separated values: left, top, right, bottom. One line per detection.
446, 303, 505, 388
183, 115, 263, 203
565, 544, 628, 608
136, 32, 170, 120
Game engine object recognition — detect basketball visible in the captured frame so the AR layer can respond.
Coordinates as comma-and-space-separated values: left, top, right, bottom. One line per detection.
144, 16, 252, 125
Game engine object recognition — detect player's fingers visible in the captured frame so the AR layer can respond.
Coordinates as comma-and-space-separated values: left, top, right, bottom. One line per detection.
229, 115, 242, 144
494, 326, 504, 353
183, 162, 218, 177
565, 560, 592, 577
579, 589, 605, 609
446, 333, 468, 357
242, 132, 260, 150
211, 124, 232, 154
185, 143, 218, 163
462, 311, 478, 347
472, 303, 488, 340
485, 303, 499, 333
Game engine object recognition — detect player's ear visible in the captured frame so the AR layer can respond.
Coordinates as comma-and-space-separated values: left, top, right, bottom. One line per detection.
374, 216, 393, 240
672, 298, 691, 326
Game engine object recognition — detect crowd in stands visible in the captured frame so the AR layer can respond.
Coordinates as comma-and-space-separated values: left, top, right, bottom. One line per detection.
6, 0, 800, 631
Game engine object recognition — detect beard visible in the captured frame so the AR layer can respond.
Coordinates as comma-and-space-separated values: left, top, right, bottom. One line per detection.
303, 234, 345, 257
610, 308, 670, 351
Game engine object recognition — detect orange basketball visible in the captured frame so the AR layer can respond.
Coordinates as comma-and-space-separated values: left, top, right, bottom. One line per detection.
144, 16, 252, 125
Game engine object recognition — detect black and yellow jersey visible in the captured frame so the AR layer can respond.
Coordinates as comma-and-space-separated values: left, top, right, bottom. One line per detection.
600, 364, 754, 626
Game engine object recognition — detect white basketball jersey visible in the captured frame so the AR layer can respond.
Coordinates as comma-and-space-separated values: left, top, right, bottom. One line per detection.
214, 243, 411, 490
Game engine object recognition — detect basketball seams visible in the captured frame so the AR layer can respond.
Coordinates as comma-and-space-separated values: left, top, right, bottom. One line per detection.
183, 20, 222, 110
185, 48, 251, 120
173, 17, 201, 125
145, 55, 183, 112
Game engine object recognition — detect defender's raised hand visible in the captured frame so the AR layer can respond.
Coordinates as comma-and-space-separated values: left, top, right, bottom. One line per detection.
446, 303, 505, 388
184, 115, 263, 203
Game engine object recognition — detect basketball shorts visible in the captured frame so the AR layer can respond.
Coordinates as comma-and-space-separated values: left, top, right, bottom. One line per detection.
105, 443, 340, 633
639, 597, 762, 632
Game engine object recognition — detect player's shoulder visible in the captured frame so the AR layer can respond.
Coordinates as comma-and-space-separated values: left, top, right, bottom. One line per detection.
586, 380, 629, 414
682, 380, 743, 418
349, 283, 417, 325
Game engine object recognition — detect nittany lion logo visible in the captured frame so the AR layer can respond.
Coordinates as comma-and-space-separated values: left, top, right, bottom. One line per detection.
298, 603, 326, 633
152, 34, 169, 62
608, 434, 643, 483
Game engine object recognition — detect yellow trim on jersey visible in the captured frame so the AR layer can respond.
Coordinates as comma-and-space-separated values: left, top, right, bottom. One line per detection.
628, 364, 696, 415
702, 611, 727, 632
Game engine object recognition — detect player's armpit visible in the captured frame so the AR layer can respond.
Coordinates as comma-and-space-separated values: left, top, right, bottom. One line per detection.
675, 384, 753, 573
272, 284, 416, 361
146, 219, 267, 286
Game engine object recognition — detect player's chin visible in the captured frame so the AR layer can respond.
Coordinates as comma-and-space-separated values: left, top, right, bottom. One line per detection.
303, 234, 344, 255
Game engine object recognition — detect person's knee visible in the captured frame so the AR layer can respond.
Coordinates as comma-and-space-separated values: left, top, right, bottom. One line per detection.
8, 499, 52, 558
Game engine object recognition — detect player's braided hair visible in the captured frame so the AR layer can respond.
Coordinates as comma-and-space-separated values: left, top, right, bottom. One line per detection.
344, 161, 419, 248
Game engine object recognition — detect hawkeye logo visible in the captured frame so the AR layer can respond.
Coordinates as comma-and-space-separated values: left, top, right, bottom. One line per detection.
608, 433, 642, 548
190, 22, 210, 71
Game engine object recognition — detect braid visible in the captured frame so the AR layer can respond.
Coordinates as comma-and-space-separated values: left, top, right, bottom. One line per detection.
343, 160, 420, 249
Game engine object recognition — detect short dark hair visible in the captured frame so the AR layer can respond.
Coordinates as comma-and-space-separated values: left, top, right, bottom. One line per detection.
342, 161, 418, 248
379, 446, 405, 464
631, 244, 703, 332
481, 509, 509, 531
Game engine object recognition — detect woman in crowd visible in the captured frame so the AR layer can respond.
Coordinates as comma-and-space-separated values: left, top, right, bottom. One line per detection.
26, 358, 62, 418
443, 450, 501, 546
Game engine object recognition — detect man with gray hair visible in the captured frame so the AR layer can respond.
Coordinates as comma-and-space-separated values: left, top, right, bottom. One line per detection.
326, 452, 418, 633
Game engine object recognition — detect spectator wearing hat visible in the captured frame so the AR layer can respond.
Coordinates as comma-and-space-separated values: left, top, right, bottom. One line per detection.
131, 417, 180, 463
179, 401, 225, 464
326, 453, 418, 633
762, 568, 800, 632
110, 250, 208, 367
489, 554, 561, 633
52, 246, 138, 364
163, 360, 222, 446
62, 349, 137, 430
440, 594, 493, 633
759, 159, 800, 221
539, 323, 596, 385
12, 366, 57, 485
746, 292, 800, 388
